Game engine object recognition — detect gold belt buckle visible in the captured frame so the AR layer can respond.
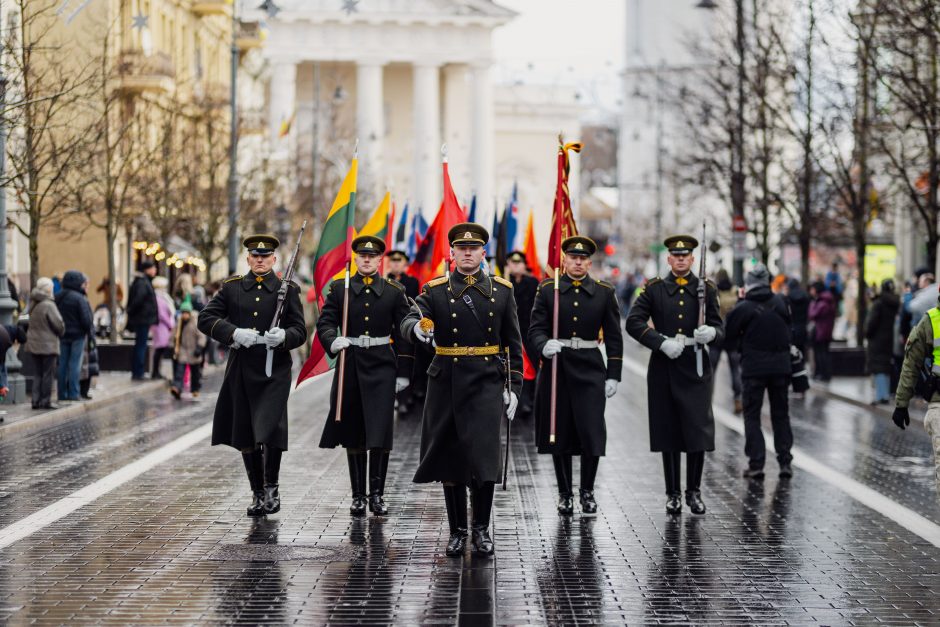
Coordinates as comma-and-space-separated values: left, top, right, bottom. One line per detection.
467, 347, 476, 356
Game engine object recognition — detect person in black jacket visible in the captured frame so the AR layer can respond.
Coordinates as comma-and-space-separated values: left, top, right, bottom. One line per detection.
506, 250, 540, 418
54, 270, 94, 402
126, 260, 158, 380
725, 264, 794, 480
865, 279, 900, 404
385, 249, 420, 414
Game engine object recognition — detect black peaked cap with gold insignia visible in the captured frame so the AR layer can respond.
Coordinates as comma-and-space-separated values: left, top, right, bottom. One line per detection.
561, 236, 596, 257
664, 234, 699, 256
448, 222, 489, 246
352, 234, 386, 255
243, 234, 280, 255
507, 250, 526, 263
386, 249, 410, 262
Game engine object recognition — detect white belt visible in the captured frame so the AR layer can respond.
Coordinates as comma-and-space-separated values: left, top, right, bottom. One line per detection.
347, 335, 391, 348
558, 338, 599, 349
665, 335, 697, 346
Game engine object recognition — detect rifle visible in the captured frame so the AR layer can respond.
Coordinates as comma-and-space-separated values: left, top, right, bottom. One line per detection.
696, 221, 706, 378
265, 220, 307, 377
502, 347, 511, 490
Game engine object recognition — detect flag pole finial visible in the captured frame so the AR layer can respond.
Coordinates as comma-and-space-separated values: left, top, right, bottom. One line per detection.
353, 138, 359, 159
441, 143, 448, 163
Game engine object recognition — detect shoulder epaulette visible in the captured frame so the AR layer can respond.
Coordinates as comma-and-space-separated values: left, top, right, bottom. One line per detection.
224, 275, 242, 284
426, 276, 449, 288
646, 277, 663, 286
539, 278, 554, 289
493, 276, 513, 288
386, 278, 404, 291
598, 280, 614, 290
705, 278, 717, 289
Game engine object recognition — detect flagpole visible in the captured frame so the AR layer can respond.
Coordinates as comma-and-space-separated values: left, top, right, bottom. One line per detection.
335, 141, 358, 422
549, 133, 564, 444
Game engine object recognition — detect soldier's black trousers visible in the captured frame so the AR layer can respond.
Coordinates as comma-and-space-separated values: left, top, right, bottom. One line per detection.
686, 451, 704, 492
662, 452, 681, 495
264, 446, 282, 486
553, 455, 600, 494
662, 452, 705, 494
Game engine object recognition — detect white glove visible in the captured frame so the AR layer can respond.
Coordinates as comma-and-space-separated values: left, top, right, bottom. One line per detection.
542, 339, 563, 358
413, 323, 433, 345
232, 328, 260, 348
395, 377, 409, 392
605, 379, 618, 398
330, 336, 351, 353
263, 327, 286, 348
693, 325, 717, 345
659, 338, 684, 360
790, 345, 803, 360
503, 390, 519, 421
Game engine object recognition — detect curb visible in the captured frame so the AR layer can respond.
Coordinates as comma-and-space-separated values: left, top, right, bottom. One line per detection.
0, 379, 166, 439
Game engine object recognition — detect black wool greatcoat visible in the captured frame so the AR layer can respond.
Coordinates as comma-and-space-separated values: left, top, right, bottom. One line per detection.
625, 272, 723, 453
528, 274, 623, 455
316, 273, 413, 450
198, 272, 307, 451
401, 270, 523, 485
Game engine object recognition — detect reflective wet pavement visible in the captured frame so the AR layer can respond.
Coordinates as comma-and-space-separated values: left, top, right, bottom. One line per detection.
0, 338, 937, 624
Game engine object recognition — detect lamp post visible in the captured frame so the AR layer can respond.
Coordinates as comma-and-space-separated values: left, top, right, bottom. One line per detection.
697, 0, 746, 286
228, 0, 280, 275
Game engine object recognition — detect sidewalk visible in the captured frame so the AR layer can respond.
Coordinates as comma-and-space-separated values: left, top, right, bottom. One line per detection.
813, 375, 928, 420
0, 365, 218, 437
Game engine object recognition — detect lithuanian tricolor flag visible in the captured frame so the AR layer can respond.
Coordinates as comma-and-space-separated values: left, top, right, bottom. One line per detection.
359, 191, 391, 240
296, 158, 357, 387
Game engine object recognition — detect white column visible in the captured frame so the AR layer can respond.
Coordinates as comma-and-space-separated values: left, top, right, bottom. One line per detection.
442, 64, 470, 195
356, 61, 385, 198
268, 61, 297, 155
470, 62, 494, 227
412, 62, 441, 215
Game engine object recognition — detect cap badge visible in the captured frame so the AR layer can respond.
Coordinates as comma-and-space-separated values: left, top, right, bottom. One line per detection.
463, 231, 473, 239
575, 243, 584, 250
364, 241, 373, 249
675, 241, 685, 249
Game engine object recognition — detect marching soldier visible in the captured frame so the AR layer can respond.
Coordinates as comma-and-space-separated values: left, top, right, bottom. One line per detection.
625, 235, 723, 515
318, 236, 413, 516
506, 250, 540, 418
198, 234, 307, 517
528, 237, 623, 516
401, 223, 523, 557
386, 249, 421, 414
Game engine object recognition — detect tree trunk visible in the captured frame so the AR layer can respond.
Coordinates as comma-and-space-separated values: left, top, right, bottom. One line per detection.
106, 206, 119, 344
28, 217, 39, 290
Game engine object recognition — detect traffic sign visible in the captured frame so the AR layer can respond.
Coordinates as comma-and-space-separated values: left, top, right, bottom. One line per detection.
733, 215, 747, 232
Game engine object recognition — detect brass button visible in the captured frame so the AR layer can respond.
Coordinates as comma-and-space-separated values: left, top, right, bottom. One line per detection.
573, 332, 578, 337
573, 316, 578, 321
679, 300, 684, 305
453, 328, 458, 333
484, 342, 489, 346
365, 303, 370, 307
454, 357, 458, 362
484, 356, 489, 361
491, 298, 496, 302
488, 327, 492, 332
679, 288, 685, 294
451, 299, 455, 303
574, 302, 579, 307
365, 331, 370, 335
365, 288, 370, 293
678, 314, 683, 319
454, 343, 458, 347
489, 312, 494, 317
452, 313, 457, 318
255, 297, 260, 302
257, 285, 262, 290
253, 312, 258, 317
364, 316, 369, 321
575, 288, 580, 293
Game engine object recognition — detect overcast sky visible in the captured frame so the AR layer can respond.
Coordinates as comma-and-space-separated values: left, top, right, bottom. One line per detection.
492, 0, 626, 113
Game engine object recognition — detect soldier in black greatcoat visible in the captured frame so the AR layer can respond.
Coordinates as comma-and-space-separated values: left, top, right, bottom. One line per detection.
401, 223, 523, 558
528, 236, 623, 516
385, 249, 421, 414
198, 234, 307, 517
317, 236, 413, 516
506, 250, 540, 418
625, 235, 723, 516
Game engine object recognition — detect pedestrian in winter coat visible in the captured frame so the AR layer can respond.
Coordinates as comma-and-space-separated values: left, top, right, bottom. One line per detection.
866, 279, 900, 404
79, 334, 99, 399
170, 301, 206, 399
808, 282, 836, 381
784, 278, 811, 356
724, 264, 794, 480
710, 268, 743, 413
126, 260, 158, 380
24, 277, 65, 409
150, 276, 176, 379
54, 270, 93, 401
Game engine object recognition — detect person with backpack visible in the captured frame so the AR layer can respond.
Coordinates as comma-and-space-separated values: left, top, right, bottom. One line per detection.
724, 264, 794, 481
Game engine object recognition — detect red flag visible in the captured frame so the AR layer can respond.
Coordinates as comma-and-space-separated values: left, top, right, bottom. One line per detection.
407, 161, 466, 287
295, 336, 334, 385
547, 141, 581, 270
522, 209, 543, 281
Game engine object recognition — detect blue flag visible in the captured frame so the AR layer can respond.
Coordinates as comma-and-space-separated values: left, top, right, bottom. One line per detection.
467, 194, 477, 223
395, 203, 409, 250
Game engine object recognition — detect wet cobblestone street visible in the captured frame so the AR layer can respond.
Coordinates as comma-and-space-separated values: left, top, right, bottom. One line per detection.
0, 339, 937, 624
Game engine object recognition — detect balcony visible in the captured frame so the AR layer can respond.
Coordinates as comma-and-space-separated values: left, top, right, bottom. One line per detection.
116, 50, 175, 94
192, 0, 232, 17
236, 21, 265, 51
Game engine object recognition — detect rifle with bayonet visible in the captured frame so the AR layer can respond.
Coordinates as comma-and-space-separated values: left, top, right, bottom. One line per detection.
696, 221, 706, 378
265, 220, 307, 377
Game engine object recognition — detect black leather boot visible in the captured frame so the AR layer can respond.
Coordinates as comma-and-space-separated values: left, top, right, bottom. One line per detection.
470, 482, 495, 556
368, 448, 390, 515
347, 450, 368, 516
443, 484, 468, 557
663, 452, 682, 515
263, 446, 282, 515
580, 455, 600, 515
552, 454, 573, 515
241, 449, 265, 517
685, 451, 706, 515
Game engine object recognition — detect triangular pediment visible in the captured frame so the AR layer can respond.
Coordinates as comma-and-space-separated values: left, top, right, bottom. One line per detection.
270, 0, 515, 24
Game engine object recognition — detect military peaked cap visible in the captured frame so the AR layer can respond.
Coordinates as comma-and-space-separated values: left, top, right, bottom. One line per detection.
664, 234, 698, 256
352, 234, 386, 255
448, 222, 489, 246
562, 236, 596, 257
243, 234, 280, 255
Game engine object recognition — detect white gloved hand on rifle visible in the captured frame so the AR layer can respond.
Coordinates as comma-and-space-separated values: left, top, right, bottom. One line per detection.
395, 377, 409, 393
659, 338, 684, 360
693, 325, 716, 345
605, 379, 618, 398
232, 328, 260, 349
503, 390, 519, 421
413, 324, 436, 346
263, 327, 286, 348
542, 339, 563, 358
330, 336, 351, 353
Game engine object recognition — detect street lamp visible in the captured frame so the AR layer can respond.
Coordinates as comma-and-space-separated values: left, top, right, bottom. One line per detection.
228, 0, 280, 276
696, 0, 746, 286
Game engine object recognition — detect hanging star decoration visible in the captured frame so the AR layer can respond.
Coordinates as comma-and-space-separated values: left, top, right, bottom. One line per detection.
341, 0, 360, 15
132, 13, 149, 30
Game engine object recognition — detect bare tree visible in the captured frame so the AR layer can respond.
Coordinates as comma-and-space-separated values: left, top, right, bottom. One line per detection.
3, 0, 95, 288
